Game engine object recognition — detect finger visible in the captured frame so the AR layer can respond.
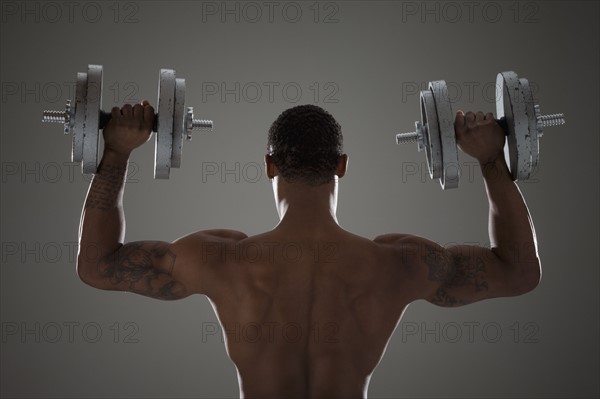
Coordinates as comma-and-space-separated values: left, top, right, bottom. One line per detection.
465, 111, 476, 129
143, 104, 154, 131
133, 103, 144, 120
485, 112, 494, 121
475, 111, 485, 123
141, 99, 151, 107
122, 104, 133, 116
454, 111, 466, 133
111, 106, 121, 119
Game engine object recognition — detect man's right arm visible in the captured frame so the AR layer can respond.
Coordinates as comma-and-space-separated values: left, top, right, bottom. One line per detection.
75, 102, 247, 300
378, 111, 541, 307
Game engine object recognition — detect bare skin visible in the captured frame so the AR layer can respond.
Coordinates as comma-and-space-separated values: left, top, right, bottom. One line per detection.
77, 102, 541, 398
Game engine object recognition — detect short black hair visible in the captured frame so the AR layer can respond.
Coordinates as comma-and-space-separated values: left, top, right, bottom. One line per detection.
267, 104, 343, 186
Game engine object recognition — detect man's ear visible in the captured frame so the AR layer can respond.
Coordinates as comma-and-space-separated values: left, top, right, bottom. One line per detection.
265, 154, 277, 179
336, 154, 348, 178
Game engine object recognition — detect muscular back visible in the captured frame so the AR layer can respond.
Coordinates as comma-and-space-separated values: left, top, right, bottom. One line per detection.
201, 228, 415, 398
81, 220, 537, 398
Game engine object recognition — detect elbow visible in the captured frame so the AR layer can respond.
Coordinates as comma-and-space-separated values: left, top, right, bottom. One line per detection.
76, 256, 101, 288
511, 258, 542, 295
519, 270, 541, 295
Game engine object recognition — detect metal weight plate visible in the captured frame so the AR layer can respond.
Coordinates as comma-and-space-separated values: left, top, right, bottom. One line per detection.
171, 78, 186, 169
519, 77, 538, 176
430, 80, 459, 189
496, 71, 531, 181
72, 72, 87, 163
82, 65, 103, 174
154, 69, 176, 179
420, 90, 442, 179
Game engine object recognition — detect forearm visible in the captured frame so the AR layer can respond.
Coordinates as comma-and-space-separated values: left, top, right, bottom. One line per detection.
77, 149, 130, 274
481, 156, 539, 269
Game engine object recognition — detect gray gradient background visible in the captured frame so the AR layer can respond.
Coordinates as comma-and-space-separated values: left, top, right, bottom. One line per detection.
1, 1, 599, 398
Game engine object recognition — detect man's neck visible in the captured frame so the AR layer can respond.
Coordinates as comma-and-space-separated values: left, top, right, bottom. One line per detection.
273, 177, 341, 232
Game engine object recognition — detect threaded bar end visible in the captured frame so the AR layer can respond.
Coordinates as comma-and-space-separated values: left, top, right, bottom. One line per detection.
538, 113, 565, 127
42, 110, 67, 123
192, 119, 213, 129
396, 131, 418, 144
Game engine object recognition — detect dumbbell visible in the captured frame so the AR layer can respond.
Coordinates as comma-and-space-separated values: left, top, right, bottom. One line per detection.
395, 71, 565, 189
42, 65, 213, 179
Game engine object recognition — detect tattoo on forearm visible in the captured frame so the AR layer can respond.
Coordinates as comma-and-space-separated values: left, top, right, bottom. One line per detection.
98, 242, 187, 300
423, 245, 489, 306
85, 164, 126, 211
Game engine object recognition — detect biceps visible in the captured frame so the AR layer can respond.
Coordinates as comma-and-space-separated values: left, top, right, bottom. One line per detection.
93, 241, 190, 300
424, 245, 514, 307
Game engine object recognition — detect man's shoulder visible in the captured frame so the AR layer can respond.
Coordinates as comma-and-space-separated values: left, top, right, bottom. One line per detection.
371, 233, 435, 263
179, 229, 249, 243
373, 233, 423, 245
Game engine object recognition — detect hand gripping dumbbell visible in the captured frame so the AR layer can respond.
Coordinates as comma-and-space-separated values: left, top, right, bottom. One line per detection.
42, 65, 213, 179
395, 71, 565, 189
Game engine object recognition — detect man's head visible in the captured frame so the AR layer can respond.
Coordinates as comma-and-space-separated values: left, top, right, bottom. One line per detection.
266, 104, 346, 186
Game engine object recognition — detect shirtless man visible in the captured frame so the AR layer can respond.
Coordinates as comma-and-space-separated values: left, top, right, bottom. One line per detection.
76, 101, 541, 398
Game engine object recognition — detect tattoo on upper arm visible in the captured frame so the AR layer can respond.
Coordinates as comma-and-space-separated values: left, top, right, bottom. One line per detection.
422, 245, 454, 281
98, 242, 187, 300
422, 245, 489, 307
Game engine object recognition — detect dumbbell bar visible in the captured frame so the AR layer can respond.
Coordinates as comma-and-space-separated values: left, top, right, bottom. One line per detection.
42, 65, 213, 179
85, 105, 212, 138
396, 71, 565, 189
